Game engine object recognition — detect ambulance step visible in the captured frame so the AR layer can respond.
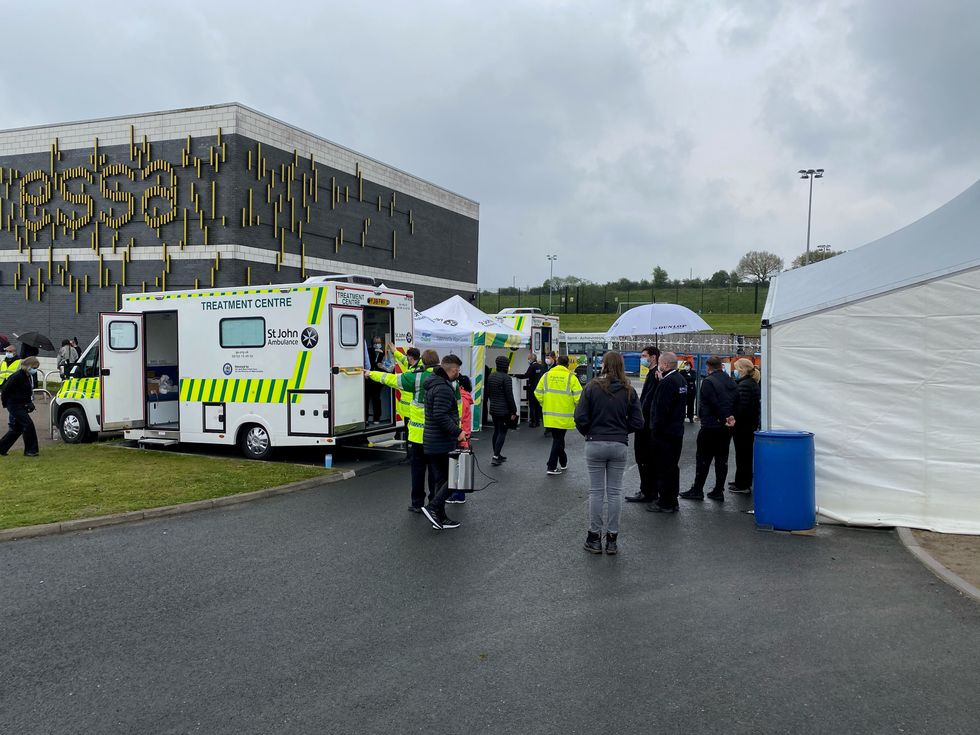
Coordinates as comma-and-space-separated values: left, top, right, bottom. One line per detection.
138, 438, 179, 447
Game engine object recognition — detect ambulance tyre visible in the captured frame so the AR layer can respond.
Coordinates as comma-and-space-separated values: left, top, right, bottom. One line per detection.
60, 407, 90, 444
239, 423, 273, 461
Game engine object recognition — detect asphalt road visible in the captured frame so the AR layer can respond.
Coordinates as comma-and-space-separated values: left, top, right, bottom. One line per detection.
2, 422, 978, 734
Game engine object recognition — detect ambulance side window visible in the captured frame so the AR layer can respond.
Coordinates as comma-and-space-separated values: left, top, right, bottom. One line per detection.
339, 315, 358, 347
77, 346, 100, 378
220, 318, 266, 348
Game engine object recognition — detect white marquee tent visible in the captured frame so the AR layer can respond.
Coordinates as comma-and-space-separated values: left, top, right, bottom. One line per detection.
762, 179, 980, 534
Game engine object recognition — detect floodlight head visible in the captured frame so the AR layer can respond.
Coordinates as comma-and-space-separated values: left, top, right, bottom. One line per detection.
797, 169, 807, 175
815, 169, 824, 177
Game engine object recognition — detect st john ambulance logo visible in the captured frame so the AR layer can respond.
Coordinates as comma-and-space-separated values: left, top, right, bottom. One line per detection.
301, 327, 319, 349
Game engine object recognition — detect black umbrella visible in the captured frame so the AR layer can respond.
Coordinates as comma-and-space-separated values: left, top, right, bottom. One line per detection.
15, 331, 56, 352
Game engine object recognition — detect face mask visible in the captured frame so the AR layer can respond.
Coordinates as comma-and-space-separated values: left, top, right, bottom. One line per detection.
640, 357, 650, 368
733, 370, 740, 379
545, 358, 554, 366
29, 367, 38, 375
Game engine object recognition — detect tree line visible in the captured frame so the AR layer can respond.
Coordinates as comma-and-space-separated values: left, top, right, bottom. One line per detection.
502, 247, 844, 295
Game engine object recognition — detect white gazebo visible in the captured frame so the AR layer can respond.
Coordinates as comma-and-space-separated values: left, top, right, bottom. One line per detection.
762, 179, 980, 534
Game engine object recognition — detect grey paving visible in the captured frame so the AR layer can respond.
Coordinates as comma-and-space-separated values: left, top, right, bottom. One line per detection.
2, 422, 978, 734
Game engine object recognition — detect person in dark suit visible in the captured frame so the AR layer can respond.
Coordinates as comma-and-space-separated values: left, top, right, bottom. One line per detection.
626, 345, 660, 503
646, 352, 689, 514
681, 356, 737, 502
682, 362, 697, 422
729, 357, 761, 494
517, 354, 547, 427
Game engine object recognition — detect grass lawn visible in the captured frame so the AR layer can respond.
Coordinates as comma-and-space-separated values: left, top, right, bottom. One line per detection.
0, 443, 333, 530
559, 313, 761, 336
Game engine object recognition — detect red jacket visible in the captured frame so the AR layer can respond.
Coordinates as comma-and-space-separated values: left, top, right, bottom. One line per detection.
460, 388, 473, 439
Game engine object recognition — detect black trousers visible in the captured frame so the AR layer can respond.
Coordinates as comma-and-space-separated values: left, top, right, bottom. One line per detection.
691, 426, 732, 493
426, 452, 452, 516
527, 393, 542, 427
634, 428, 657, 498
410, 442, 435, 508
686, 392, 696, 421
653, 433, 683, 508
365, 382, 383, 422
491, 414, 509, 457
547, 428, 568, 470
732, 429, 755, 489
0, 404, 39, 455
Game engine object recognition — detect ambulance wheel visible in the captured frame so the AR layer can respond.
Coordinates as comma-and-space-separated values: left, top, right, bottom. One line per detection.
240, 424, 273, 460
60, 408, 90, 444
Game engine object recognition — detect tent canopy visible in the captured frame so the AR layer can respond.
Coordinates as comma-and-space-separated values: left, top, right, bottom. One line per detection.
765, 179, 980, 324
763, 177, 980, 535
422, 295, 524, 347
413, 310, 471, 346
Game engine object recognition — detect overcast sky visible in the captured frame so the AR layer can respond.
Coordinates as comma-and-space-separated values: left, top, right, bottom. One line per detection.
2, 0, 978, 289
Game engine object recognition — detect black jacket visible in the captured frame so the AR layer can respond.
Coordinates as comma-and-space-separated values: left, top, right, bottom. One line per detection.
650, 370, 688, 438
733, 375, 761, 432
1, 369, 32, 408
574, 379, 643, 445
518, 361, 547, 392
698, 370, 737, 428
486, 360, 517, 418
638, 372, 659, 425
423, 368, 460, 454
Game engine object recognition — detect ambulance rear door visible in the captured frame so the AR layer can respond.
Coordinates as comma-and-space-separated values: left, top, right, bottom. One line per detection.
329, 305, 366, 434
99, 312, 146, 430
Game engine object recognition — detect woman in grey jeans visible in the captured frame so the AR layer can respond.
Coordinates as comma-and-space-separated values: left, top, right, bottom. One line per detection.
574, 352, 644, 554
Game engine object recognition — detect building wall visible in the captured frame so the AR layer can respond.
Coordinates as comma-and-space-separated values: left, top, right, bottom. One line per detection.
0, 104, 479, 345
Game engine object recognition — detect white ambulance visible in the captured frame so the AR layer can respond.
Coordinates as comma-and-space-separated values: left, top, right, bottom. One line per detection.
54, 276, 414, 459
487, 307, 561, 415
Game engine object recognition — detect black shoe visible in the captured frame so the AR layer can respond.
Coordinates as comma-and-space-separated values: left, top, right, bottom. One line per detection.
421, 506, 443, 529
730, 486, 752, 495
490, 457, 502, 466
605, 533, 618, 555
440, 515, 461, 529
583, 532, 603, 554
24, 452, 39, 458
625, 493, 654, 503
499, 455, 508, 462
727, 481, 738, 489
646, 504, 678, 513
0, 451, 7, 457
679, 489, 704, 500
707, 490, 725, 501
408, 505, 423, 514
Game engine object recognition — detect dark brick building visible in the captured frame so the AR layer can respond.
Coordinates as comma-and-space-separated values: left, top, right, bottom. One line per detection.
0, 103, 479, 345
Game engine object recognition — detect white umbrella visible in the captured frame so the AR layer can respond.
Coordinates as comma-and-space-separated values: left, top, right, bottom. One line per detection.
605, 303, 712, 337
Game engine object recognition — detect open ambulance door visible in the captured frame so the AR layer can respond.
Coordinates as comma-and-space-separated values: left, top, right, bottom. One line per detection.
329, 305, 366, 435
99, 312, 146, 430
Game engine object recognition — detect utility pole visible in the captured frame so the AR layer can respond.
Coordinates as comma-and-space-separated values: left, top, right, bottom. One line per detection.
547, 254, 558, 312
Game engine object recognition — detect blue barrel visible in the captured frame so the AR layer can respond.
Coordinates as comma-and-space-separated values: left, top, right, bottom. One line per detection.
753, 430, 815, 531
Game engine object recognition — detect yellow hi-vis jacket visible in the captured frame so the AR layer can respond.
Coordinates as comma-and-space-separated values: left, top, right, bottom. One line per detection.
534, 364, 582, 429
389, 350, 421, 424
0, 358, 21, 387
367, 366, 433, 444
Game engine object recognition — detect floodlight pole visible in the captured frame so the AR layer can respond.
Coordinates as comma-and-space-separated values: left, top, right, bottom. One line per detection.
799, 168, 824, 266
547, 254, 558, 312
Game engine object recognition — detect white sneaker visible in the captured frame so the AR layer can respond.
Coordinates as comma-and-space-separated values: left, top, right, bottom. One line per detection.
559, 463, 567, 472
546, 469, 562, 476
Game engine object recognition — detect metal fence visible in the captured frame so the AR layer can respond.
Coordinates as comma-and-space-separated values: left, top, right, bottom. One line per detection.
478, 283, 769, 314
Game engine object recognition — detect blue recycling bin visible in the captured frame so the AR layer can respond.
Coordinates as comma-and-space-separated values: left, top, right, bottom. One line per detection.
753, 430, 815, 531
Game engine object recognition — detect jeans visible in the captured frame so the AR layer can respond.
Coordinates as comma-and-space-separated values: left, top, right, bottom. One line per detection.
0, 404, 39, 455
732, 429, 755, 489
691, 426, 732, 493
425, 452, 451, 516
586, 441, 628, 535
547, 428, 567, 471
491, 414, 509, 457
